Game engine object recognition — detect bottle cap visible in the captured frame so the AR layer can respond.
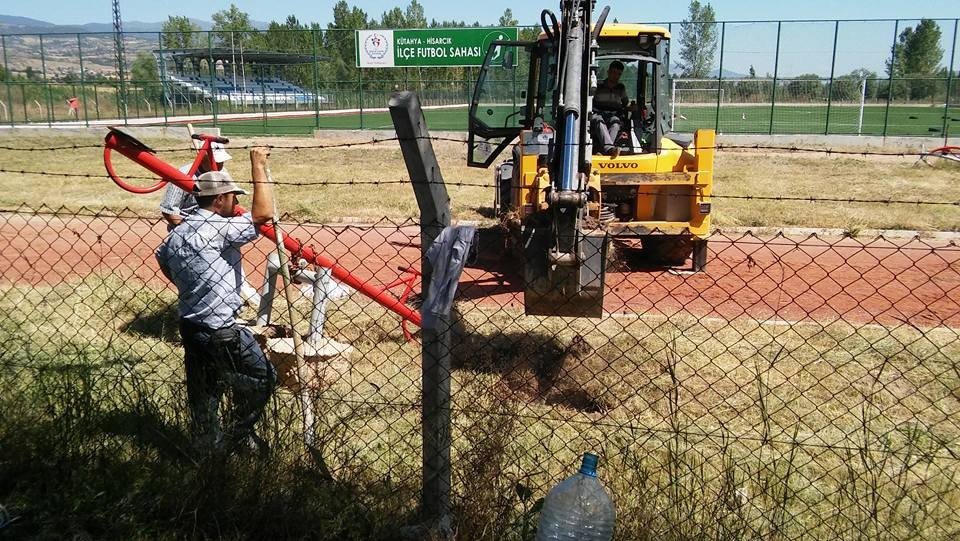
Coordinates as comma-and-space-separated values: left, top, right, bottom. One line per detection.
579, 452, 599, 477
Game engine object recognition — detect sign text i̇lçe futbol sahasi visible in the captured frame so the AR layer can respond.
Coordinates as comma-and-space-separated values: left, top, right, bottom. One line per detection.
356, 27, 519, 68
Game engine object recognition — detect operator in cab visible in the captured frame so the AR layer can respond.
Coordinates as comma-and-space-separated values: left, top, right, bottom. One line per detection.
590, 60, 633, 157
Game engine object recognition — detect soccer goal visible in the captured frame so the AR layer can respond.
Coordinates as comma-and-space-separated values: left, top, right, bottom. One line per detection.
670, 77, 868, 134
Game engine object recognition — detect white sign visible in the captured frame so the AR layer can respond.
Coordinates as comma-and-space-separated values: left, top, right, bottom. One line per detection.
356, 30, 396, 68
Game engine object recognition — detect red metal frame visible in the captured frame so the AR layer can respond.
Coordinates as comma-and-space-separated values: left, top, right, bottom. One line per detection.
103, 130, 223, 194
103, 127, 423, 331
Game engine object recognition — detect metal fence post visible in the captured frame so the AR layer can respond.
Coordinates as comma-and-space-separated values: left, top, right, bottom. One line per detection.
77, 35, 90, 127
825, 20, 840, 135
714, 22, 725, 132
882, 20, 900, 138
261, 65, 268, 132
38, 34, 52, 126
942, 19, 958, 143
359, 69, 364, 129
769, 21, 781, 135
158, 32, 169, 126
389, 90, 452, 537
208, 32, 218, 126
1, 35, 13, 127
312, 28, 321, 130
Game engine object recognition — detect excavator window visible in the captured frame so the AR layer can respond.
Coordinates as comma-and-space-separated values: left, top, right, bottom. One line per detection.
467, 40, 542, 168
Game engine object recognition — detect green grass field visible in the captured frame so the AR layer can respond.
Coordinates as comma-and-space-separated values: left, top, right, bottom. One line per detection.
198, 107, 472, 135
674, 104, 960, 137
202, 104, 960, 137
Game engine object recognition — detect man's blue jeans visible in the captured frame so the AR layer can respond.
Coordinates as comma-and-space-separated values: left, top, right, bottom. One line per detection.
179, 320, 276, 452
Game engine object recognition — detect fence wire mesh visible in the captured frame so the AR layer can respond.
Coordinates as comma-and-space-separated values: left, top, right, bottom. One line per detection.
1, 19, 958, 137
1, 203, 958, 539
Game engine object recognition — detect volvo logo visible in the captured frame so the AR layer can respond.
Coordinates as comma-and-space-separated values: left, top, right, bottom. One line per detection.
595, 162, 639, 170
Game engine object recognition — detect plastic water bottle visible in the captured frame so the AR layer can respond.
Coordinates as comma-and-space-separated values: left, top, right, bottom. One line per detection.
535, 452, 616, 540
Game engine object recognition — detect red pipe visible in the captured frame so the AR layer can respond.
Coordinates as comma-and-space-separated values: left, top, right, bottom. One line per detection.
103, 129, 422, 327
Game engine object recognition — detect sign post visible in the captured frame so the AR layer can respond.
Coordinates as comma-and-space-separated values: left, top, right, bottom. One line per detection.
356, 27, 519, 68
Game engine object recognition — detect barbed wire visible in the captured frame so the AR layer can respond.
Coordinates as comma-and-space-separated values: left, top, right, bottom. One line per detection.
2, 166, 958, 207
0, 136, 955, 158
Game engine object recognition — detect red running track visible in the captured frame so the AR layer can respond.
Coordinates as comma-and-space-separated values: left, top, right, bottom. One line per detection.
1, 213, 958, 328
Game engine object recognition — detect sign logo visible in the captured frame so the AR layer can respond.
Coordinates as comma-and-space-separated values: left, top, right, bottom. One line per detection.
364, 33, 390, 60
357, 27, 518, 68
484, 32, 507, 63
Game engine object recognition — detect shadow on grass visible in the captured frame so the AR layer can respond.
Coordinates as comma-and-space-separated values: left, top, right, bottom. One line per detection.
120, 301, 180, 343
450, 312, 613, 414
0, 366, 416, 540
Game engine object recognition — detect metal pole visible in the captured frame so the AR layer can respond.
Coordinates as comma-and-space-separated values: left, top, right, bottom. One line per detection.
858, 78, 866, 135
77, 34, 90, 127
388, 90, 452, 537
312, 28, 321, 129
769, 21, 781, 135
230, 32, 237, 96
359, 68, 364, 129
261, 65, 267, 131
882, 20, 900, 138
208, 32, 218, 126
1, 35, 14, 127
94, 83, 101, 120
21, 85, 27, 123
670, 78, 676, 131
38, 34, 52, 126
824, 20, 840, 135
942, 19, 958, 143
714, 22, 725, 132
157, 32, 170, 126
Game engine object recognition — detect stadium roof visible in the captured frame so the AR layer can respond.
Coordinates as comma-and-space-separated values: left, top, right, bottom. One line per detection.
157, 48, 321, 64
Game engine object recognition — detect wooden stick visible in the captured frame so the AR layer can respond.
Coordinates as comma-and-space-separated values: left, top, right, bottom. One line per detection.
265, 166, 314, 445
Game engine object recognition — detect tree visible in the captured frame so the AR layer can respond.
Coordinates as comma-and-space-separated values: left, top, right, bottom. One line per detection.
212, 4, 254, 47
405, 0, 427, 29
677, 1, 718, 78
886, 19, 944, 101
325, 2, 370, 80
748, 65, 756, 78
130, 52, 163, 101
161, 16, 201, 50
834, 68, 878, 101
785, 73, 824, 102
498, 9, 518, 27
378, 7, 406, 29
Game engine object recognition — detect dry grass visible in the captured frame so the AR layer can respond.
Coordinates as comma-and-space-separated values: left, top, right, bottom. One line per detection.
0, 133, 958, 230
2, 272, 959, 538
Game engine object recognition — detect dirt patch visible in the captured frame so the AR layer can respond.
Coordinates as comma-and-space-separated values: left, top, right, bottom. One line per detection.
451, 312, 617, 413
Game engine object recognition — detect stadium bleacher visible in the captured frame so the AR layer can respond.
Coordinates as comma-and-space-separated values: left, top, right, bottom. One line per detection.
167, 74, 316, 105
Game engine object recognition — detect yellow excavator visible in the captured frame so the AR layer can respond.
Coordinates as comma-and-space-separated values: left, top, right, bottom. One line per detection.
467, 0, 715, 317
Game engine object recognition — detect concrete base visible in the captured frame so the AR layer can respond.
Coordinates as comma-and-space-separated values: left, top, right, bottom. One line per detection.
266, 337, 353, 392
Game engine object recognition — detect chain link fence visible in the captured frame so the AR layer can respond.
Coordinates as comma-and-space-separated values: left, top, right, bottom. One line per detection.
1, 202, 958, 538
1, 19, 958, 136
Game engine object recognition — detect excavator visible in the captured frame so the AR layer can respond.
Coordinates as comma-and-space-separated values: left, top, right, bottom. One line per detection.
466, 0, 715, 317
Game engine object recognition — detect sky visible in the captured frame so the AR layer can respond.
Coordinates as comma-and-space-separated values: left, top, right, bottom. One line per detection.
3, 1, 959, 75
3, 0, 958, 28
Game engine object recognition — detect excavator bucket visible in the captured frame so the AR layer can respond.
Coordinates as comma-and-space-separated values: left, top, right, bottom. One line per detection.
523, 227, 610, 317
